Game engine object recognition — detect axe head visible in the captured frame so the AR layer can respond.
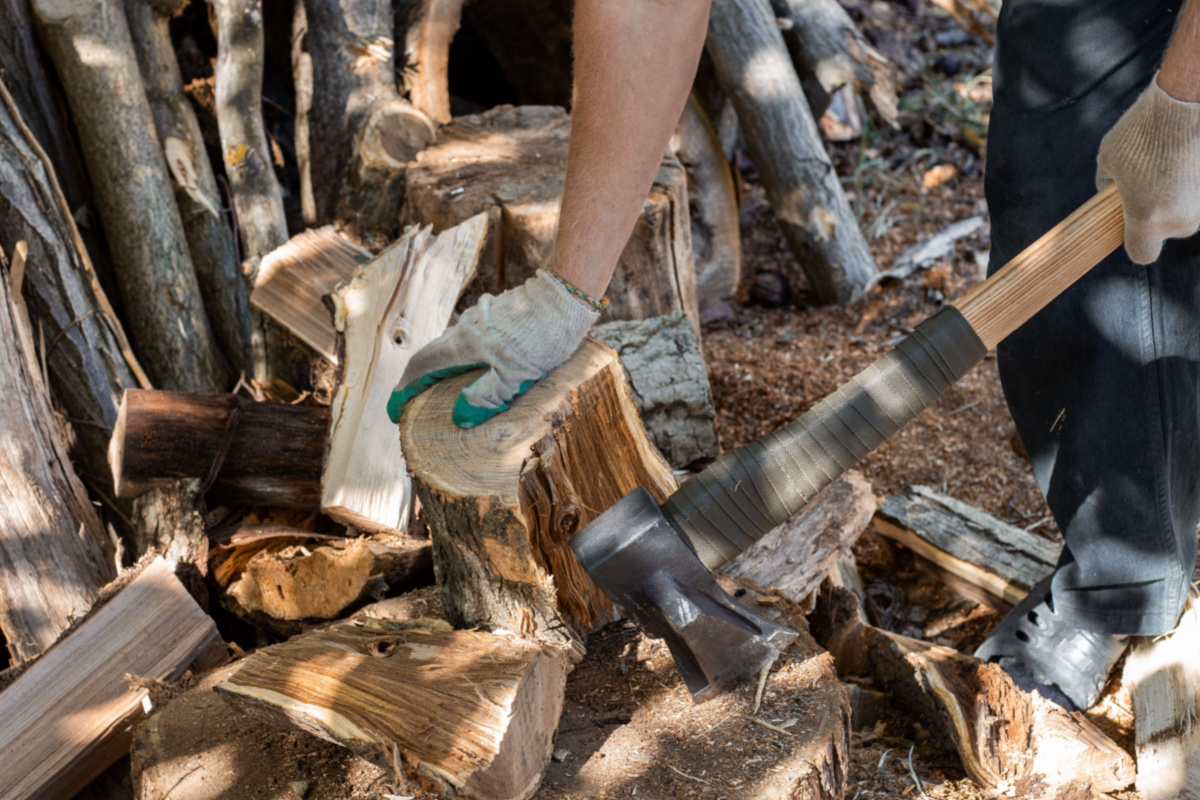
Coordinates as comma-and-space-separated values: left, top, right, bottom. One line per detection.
571, 487, 796, 701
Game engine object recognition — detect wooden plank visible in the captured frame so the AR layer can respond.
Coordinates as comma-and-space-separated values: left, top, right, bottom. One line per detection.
320, 214, 486, 534
251, 226, 371, 363
0, 557, 224, 800
873, 485, 1059, 610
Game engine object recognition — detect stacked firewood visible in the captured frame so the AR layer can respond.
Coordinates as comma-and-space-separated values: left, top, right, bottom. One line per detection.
0, 0, 1190, 799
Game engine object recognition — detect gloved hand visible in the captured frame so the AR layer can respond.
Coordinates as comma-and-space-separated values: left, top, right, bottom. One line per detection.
1096, 74, 1200, 264
387, 270, 600, 428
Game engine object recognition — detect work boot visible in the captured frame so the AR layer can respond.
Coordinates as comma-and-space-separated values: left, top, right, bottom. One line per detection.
975, 575, 1128, 711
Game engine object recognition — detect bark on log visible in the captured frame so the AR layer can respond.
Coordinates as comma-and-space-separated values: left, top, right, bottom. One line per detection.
302, 0, 435, 234
217, 622, 571, 800
720, 470, 876, 611
403, 105, 700, 334
707, 0, 878, 305
397, 0, 466, 125
400, 337, 678, 651
322, 216, 486, 534
671, 93, 742, 303
0, 253, 115, 664
769, 0, 899, 125
864, 627, 1135, 799
130, 479, 209, 605
124, 0, 250, 374
591, 314, 719, 469
1123, 595, 1200, 800
29, 0, 228, 391
874, 485, 1060, 611
0, 557, 225, 800
0, 80, 143, 483
109, 389, 328, 509
251, 225, 371, 363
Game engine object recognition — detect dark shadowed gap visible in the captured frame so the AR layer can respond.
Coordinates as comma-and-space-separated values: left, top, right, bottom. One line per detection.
447, 22, 519, 114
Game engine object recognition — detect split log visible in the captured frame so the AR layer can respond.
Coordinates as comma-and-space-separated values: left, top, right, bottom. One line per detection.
720, 471, 876, 610
397, 0, 466, 125
217, 622, 571, 800
0, 557, 225, 800
1124, 595, 1200, 800
873, 485, 1060, 611
864, 626, 1135, 799
591, 314, 719, 469
133, 662, 388, 800
29, 0, 228, 391
401, 337, 678, 650
109, 389, 328, 509
251, 226, 371, 363
302, 0, 435, 233
707, 0, 878, 305
322, 215, 487, 534
543, 578, 850, 800
0, 80, 143, 482
671, 93, 742, 303
124, 0, 249, 373
769, 0, 899, 126
403, 105, 700, 333
0, 251, 115, 663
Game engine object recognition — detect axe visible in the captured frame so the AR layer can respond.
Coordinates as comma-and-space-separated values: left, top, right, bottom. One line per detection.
571, 186, 1125, 700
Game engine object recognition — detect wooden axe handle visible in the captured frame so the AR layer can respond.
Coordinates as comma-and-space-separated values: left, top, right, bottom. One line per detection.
955, 183, 1124, 349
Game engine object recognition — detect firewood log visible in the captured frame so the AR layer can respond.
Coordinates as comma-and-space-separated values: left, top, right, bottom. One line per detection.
398, 0, 466, 125
109, 390, 328, 510
0, 81, 144, 484
400, 337, 678, 651
217, 621, 571, 800
124, 0, 250, 374
301, 0, 435, 234
321, 216, 487, 534
404, 105, 700, 334
707, 0, 878, 305
28, 0, 229, 391
0, 250, 115, 663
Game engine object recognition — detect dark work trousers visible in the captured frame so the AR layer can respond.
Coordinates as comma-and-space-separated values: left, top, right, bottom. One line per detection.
986, 0, 1199, 635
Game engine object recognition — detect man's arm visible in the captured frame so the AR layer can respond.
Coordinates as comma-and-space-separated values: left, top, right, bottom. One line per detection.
1159, 0, 1200, 101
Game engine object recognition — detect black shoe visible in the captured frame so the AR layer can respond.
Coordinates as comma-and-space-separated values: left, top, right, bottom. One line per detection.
974, 576, 1128, 711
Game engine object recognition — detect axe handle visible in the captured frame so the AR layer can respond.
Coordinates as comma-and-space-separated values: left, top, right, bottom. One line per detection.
663, 185, 1125, 569
955, 183, 1123, 349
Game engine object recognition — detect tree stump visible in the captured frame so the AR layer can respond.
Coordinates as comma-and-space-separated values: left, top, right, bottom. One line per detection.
403, 105, 700, 333
400, 337, 678, 651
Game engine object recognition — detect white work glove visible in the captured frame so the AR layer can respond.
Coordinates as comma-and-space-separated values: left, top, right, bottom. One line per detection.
387, 270, 599, 428
1096, 74, 1200, 264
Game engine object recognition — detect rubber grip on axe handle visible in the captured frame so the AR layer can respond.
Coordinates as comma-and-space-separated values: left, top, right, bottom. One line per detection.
665, 185, 1126, 570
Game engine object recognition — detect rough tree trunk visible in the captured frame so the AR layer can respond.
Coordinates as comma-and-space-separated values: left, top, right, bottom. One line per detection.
0, 248, 115, 664
29, 0, 229, 391
302, 0, 435, 234
124, 0, 251, 374
400, 338, 678, 653
0, 80, 143, 484
707, 0, 878, 304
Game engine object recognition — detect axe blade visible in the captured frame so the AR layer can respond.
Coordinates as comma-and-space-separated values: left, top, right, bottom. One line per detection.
572, 487, 796, 700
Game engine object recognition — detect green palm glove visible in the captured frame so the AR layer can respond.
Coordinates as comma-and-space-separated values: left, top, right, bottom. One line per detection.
387, 270, 600, 428
1096, 74, 1200, 264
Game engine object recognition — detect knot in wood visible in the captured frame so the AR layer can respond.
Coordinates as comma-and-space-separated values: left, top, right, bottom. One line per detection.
555, 505, 580, 537
368, 637, 401, 657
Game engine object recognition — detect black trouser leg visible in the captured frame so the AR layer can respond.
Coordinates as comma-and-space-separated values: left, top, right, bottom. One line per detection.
986, 0, 1199, 636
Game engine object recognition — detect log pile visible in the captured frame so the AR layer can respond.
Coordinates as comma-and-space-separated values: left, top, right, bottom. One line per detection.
0, 2, 1175, 799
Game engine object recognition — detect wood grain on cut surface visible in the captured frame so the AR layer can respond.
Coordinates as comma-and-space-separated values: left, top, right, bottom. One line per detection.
321, 214, 486, 535
954, 184, 1123, 349
0, 558, 223, 800
252, 226, 371, 363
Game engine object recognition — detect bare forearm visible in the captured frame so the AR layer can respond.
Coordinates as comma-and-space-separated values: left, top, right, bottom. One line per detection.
1160, 0, 1200, 101
554, 0, 712, 299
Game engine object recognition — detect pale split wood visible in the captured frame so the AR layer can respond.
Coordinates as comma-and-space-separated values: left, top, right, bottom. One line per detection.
321, 214, 487, 534
874, 485, 1060, 610
252, 226, 372, 363
0, 557, 223, 800
399, 0, 465, 125
217, 624, 570, 800
1124, 593, 1200, 800
954, 184, 1123, 350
